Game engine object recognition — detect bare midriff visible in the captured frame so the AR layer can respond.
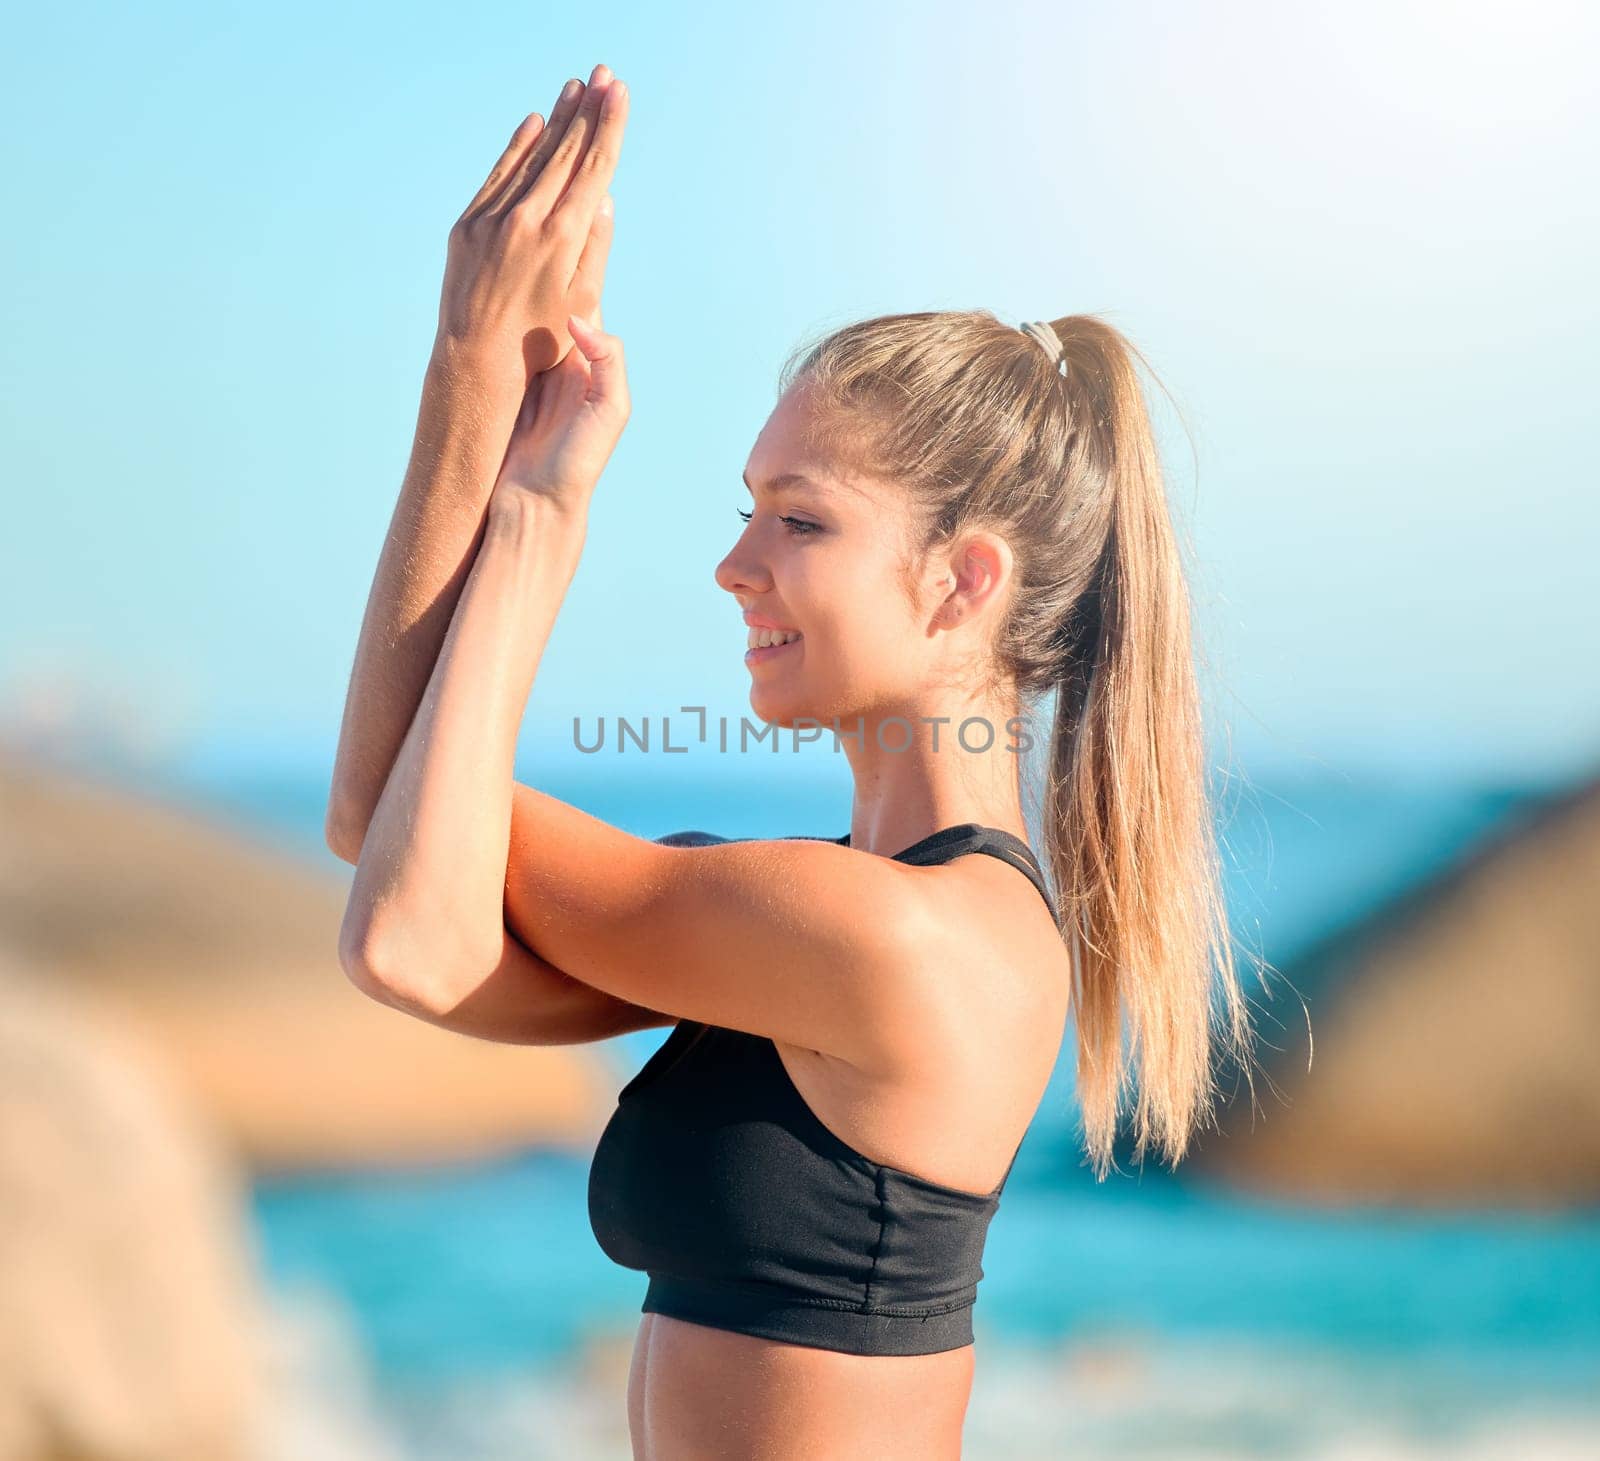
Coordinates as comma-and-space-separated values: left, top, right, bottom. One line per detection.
628, 1312, 976, 1461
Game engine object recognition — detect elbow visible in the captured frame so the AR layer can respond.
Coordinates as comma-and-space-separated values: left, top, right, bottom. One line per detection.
337, 903, 415, 1011
324, 794, 367, 867
337, 899, 499, 1018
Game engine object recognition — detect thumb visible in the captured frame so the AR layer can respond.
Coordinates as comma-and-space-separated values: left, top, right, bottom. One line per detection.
565, 313, 628, 416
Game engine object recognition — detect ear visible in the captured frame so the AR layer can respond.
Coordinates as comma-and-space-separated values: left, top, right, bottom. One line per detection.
935, 532, 1011, 626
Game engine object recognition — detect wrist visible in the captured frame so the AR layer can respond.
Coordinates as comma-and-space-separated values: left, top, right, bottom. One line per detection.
487, 484, 590, 554
425, 332, 524, 409
403, 346, 526, 508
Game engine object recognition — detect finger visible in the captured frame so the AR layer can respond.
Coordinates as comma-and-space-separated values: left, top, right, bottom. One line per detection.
569, 194, 614, 330
517, 66, 613, 219
469, 78, 584, 224
479, 74, 591, 222
550, 77, 628, 227
566, 313, 627, 415
459, 111, 547, 223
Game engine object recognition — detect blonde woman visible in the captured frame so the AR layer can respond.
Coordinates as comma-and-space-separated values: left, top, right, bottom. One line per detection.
328, 62, 1256, 1461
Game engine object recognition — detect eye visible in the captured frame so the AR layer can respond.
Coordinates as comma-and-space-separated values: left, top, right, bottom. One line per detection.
734, 508, 819, 536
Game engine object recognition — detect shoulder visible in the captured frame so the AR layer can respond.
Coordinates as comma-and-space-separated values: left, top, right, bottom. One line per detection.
509, 820, 937, 1069
892, 853, 1069, 1070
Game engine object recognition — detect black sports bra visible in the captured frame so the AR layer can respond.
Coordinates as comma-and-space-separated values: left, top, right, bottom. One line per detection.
586, 822, 1056, 1356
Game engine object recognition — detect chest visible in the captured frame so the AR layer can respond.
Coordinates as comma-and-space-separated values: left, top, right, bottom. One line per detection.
586, 1021, 1018, 1313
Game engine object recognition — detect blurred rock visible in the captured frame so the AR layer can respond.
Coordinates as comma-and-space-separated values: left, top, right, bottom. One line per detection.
0, 963, 264, 1460
1193, 768, 1600, 1206
0, 748, 621, 1174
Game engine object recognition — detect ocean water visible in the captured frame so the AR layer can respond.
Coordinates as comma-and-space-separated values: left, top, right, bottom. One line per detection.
151, 754, 1600, 1458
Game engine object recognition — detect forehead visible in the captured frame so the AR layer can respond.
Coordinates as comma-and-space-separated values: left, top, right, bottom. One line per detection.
743, 384, 874, 503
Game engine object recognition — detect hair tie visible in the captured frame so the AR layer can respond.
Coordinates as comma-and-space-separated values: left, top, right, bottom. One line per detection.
1019, 320, 1067, 376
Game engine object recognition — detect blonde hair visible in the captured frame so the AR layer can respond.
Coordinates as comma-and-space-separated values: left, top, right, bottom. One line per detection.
778, 308, 1263, 1180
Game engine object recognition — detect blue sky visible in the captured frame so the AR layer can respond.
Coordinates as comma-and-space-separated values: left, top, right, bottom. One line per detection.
2, 0, 1595, 788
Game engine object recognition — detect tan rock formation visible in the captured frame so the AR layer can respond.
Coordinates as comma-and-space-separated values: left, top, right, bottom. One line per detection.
0, 967, 265, 1460
1193, 770, 1600, 1207
0, 749, 622, 1174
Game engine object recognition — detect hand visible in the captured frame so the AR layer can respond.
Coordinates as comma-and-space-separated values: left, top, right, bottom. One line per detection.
436, 64, 629, 381
489, 312, 631, 514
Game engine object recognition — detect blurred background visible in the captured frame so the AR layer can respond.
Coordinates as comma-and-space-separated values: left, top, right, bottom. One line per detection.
2, 1, 1597, 1457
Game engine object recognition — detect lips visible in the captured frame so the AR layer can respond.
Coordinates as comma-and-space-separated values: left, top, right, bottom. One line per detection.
745, 633, 801, 663
741, 605, 802, 663
742, 613, 799, 633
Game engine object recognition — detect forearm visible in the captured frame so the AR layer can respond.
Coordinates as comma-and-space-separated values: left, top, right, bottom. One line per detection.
353, 914, 601, 1045
339, 489, 587, 1007
360, 920, 661, 1045
325, 337, 528, 863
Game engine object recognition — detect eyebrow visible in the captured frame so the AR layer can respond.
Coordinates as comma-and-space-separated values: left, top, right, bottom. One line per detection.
741, 470, 824, 496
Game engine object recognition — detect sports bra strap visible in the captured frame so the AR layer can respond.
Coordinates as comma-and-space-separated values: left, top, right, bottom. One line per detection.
661, 825, 1058, 924
840, 822, 1057, 925
965, 831, 1056, 922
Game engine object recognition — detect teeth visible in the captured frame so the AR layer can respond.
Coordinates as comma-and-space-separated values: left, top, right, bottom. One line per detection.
748, 627, 802, 649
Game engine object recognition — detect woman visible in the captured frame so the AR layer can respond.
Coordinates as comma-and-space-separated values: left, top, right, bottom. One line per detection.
327, 62, 1258, 1461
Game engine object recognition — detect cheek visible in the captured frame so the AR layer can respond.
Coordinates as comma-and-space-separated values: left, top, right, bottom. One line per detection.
783, 536, 922, 660
809, 589, 922, 670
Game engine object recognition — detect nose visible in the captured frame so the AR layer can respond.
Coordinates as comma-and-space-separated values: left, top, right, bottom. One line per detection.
715, 533, 771, 598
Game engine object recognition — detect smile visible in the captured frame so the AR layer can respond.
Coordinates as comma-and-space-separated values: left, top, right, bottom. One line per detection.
745, 632, 802, 665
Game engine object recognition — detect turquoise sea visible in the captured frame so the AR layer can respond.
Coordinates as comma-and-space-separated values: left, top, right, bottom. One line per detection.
153, 754, 1600, 1459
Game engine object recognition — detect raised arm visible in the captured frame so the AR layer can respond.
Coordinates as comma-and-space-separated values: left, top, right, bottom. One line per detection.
338, 292, 948, 1075
325, 63, 625, 864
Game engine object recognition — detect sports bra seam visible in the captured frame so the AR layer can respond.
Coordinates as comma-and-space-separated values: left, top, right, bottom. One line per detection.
861, 1167, 890, 1312
652, 1273, 977, 1319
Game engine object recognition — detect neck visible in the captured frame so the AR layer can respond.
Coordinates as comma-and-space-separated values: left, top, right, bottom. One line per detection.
835, 681, 1036, 857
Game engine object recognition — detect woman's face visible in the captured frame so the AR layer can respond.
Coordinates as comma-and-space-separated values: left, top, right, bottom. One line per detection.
714, 382, 946, 730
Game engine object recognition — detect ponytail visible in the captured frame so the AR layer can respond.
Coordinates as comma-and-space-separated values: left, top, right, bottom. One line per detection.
1042, 315, 1256, 1179
780, 307, 1262, 1181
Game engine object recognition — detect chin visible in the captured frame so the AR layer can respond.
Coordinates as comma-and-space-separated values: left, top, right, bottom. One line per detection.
749, 681, 861, 742
747, 686, 818, 733
746, 692, 796, 728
